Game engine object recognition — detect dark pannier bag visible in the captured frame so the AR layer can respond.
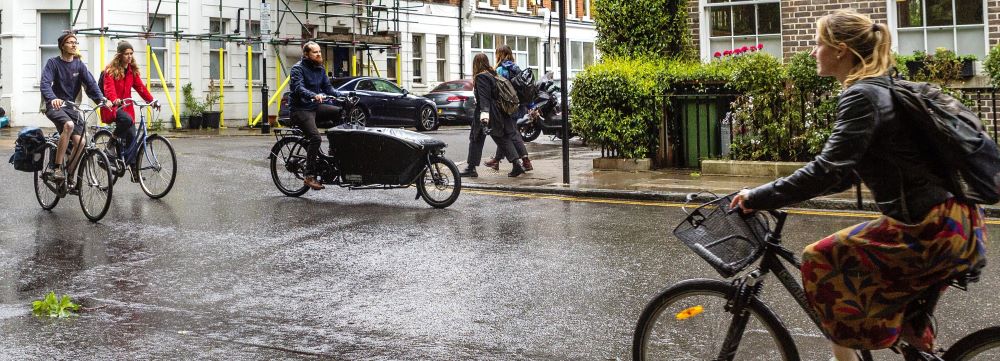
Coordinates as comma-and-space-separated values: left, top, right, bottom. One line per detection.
326, 125, 445, 185
9, 127, 46, 172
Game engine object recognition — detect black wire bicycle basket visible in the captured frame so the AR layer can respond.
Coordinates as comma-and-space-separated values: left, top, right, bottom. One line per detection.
673, 193, 770, 278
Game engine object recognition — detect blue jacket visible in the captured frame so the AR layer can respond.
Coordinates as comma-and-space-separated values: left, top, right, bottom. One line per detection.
496, 60, 521, 80
40, 56, 104, 110
288, 57, 342, 111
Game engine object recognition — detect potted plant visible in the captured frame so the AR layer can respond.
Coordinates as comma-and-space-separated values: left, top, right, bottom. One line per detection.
201, 86, 222, 129
904, 50, 928, 78
959, 54, 977, 78
181, 83, 204, 129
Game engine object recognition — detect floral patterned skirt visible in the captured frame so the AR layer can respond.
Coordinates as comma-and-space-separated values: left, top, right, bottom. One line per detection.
801, 198, 987, 350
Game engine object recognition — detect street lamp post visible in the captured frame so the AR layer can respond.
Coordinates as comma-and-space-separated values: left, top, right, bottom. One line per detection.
557, 0, 569, 184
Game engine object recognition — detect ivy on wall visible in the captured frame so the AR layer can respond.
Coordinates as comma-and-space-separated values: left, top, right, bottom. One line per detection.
592, 0, 695, 60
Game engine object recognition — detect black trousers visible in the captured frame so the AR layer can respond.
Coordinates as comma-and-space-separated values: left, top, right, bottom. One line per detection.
491, 128, 519, 164
113, 109, 136, 152
290, 104, 341, 176
492, 112, 528, 161
466, 118, 488, 167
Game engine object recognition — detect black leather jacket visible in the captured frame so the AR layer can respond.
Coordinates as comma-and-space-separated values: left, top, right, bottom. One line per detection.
745, 76, 953, 223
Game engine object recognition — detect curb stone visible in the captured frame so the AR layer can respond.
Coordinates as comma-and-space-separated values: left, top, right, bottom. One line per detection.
463, 183, 1000, 217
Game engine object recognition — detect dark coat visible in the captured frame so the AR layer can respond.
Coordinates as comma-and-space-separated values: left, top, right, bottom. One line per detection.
474, 72, 510, 135
289, 57, 341, 112
745, 76, 953, 223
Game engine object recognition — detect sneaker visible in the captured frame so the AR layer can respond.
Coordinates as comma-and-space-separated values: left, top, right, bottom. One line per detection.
50, 167, 66, 184
304, 176, 325, 190
521, 157, 533, 171
484, 158, 500, 171
459, 166, 478, 178
508, 161, 525, 177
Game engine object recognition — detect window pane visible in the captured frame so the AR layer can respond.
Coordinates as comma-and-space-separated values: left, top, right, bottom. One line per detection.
709, 7, 732, 37
413, 59, 422, 80
209, 53, 225, 79
209, 20, 226, 50
571, 42, 583, 69
472, 33, 481, 48
40, 13, 70, 45
732, 5, 754, 36
517, 36, 527, 51
709, 38, 732, 55
41, 47, 61, 63
759, 36, 781, 59
926, 28, 954, 51
956, 27, 985, 55
897, 0, 924, 27
757, 3, 780, 34
438, 60, 446, 82
483, 34, 494, 49
528, 38, 538, 66
413, 35, 422, 58
251, 53, 261, 80
955, 0, 983, 25
926, 0, 953, 26
583, 43, 594, 67
897, 29, 924, 55
149, 17, 166, 48
437, 36, 446, 56
387, 49, 397, 79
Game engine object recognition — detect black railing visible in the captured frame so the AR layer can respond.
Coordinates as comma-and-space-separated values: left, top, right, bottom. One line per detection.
956, 87, 1000, 140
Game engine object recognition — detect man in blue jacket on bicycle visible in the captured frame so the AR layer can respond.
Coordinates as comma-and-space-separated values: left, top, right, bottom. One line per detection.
287, 41, 344, 190
40, 33, 107, 186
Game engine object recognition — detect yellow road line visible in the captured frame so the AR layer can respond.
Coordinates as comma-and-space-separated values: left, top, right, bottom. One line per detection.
465, 189, 1000, 225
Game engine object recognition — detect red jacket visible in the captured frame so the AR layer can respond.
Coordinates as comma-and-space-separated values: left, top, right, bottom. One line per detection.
100, 68, 155, 124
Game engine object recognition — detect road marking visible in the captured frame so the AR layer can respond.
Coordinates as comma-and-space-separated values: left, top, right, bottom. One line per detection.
465, 189, 1000, 225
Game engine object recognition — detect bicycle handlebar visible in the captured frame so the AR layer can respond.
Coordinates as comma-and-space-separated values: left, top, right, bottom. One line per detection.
61, 99, 109, 112
117, 98, 160, 108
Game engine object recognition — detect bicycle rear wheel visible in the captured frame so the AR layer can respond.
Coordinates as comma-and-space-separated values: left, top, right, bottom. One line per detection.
416, 155, 461, 208
942, 326, 1000, 360
137, 135, 177, 199
633, 279, 798, 361
270, 137, 309, 197
77, 150, 113, 222
34, 142, 60, 210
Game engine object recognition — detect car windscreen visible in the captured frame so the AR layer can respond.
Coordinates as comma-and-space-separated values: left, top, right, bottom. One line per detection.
431, 81, 472, 92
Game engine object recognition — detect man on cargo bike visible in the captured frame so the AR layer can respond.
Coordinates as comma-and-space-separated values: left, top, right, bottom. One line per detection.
286, 41, 346, 191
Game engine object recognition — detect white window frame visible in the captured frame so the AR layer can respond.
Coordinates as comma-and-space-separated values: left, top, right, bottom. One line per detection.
436, 35, 448, 82
148, 15, 170, 81
885, 0, 989, 57
39, 12, 70, 69
699, 0, 782, 61
516, 0, 529, 13
412, 34, 424, 84
568, 0, 577, 17
569, 41, 596, 77
583, 0, 591, 20
247, 20, 264, 83
499, 0, 511, 10
478, 0, 493, 9
209, 18, 230, 84
471, 33, 496, 62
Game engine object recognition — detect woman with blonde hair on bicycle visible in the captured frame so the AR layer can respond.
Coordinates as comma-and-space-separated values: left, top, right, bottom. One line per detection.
100, 40, 159, 156
729, 9, 987, 361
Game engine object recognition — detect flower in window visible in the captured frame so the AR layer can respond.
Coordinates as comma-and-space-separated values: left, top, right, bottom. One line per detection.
714, 51, 722, 58
757, 43, 764, 50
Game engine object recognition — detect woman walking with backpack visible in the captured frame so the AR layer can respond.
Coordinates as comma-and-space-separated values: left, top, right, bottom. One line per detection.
467, 53, 524, 177
482, 44, 532, 173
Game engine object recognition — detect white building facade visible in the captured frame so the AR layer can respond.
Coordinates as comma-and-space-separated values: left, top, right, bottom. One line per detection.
0, 0, 597, 128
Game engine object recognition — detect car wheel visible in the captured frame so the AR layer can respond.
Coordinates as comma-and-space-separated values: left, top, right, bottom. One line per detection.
415, 106, 439, 132
350, 107, 368, 127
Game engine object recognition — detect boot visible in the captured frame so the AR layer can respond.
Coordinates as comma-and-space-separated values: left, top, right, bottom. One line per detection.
508, 160, 525, 177
521, 157, 533, 171
304, 176, 325, 190
459, 166, 478, 178
484, 158, 500, 171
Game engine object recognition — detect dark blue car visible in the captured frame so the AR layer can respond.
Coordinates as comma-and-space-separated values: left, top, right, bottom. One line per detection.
279, 76, 439, 131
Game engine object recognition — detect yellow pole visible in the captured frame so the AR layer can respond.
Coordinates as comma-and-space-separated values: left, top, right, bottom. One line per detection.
351, 50, 357, 76
251, 76, 291, 124
174, 41, 180, 128
395, 52, 402, 86
247, 46, 253, 126
219, 48, 225, 128
150, 51, 179, 125
275, 59, 282, 127
146, 45, 153, 127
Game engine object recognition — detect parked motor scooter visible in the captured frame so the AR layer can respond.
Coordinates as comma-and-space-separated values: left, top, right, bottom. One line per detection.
517, 72, 573, 142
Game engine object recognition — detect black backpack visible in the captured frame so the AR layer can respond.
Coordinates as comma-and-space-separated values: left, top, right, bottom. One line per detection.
511, 68, 538, 104
9, 127, 46, 172
890, 78, 1000, 204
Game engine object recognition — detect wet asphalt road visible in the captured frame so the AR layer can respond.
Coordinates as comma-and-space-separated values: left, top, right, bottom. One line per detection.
0, 129, 997, 360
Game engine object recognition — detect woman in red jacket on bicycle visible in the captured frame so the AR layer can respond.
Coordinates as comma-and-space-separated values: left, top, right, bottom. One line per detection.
100, 40, 159, 154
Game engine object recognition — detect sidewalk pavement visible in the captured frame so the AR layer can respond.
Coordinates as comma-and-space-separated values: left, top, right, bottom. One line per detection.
4, 125, 995, 215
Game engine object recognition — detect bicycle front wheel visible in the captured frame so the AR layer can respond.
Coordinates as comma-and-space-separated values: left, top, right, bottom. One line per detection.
943, 326, 1000, 360
416, 155, 461, 208
137, 135, 177, 199
34, 142, 60, 210
270, 137, 310, 197
633, 279, 799, 361
77, 149, 113, 222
